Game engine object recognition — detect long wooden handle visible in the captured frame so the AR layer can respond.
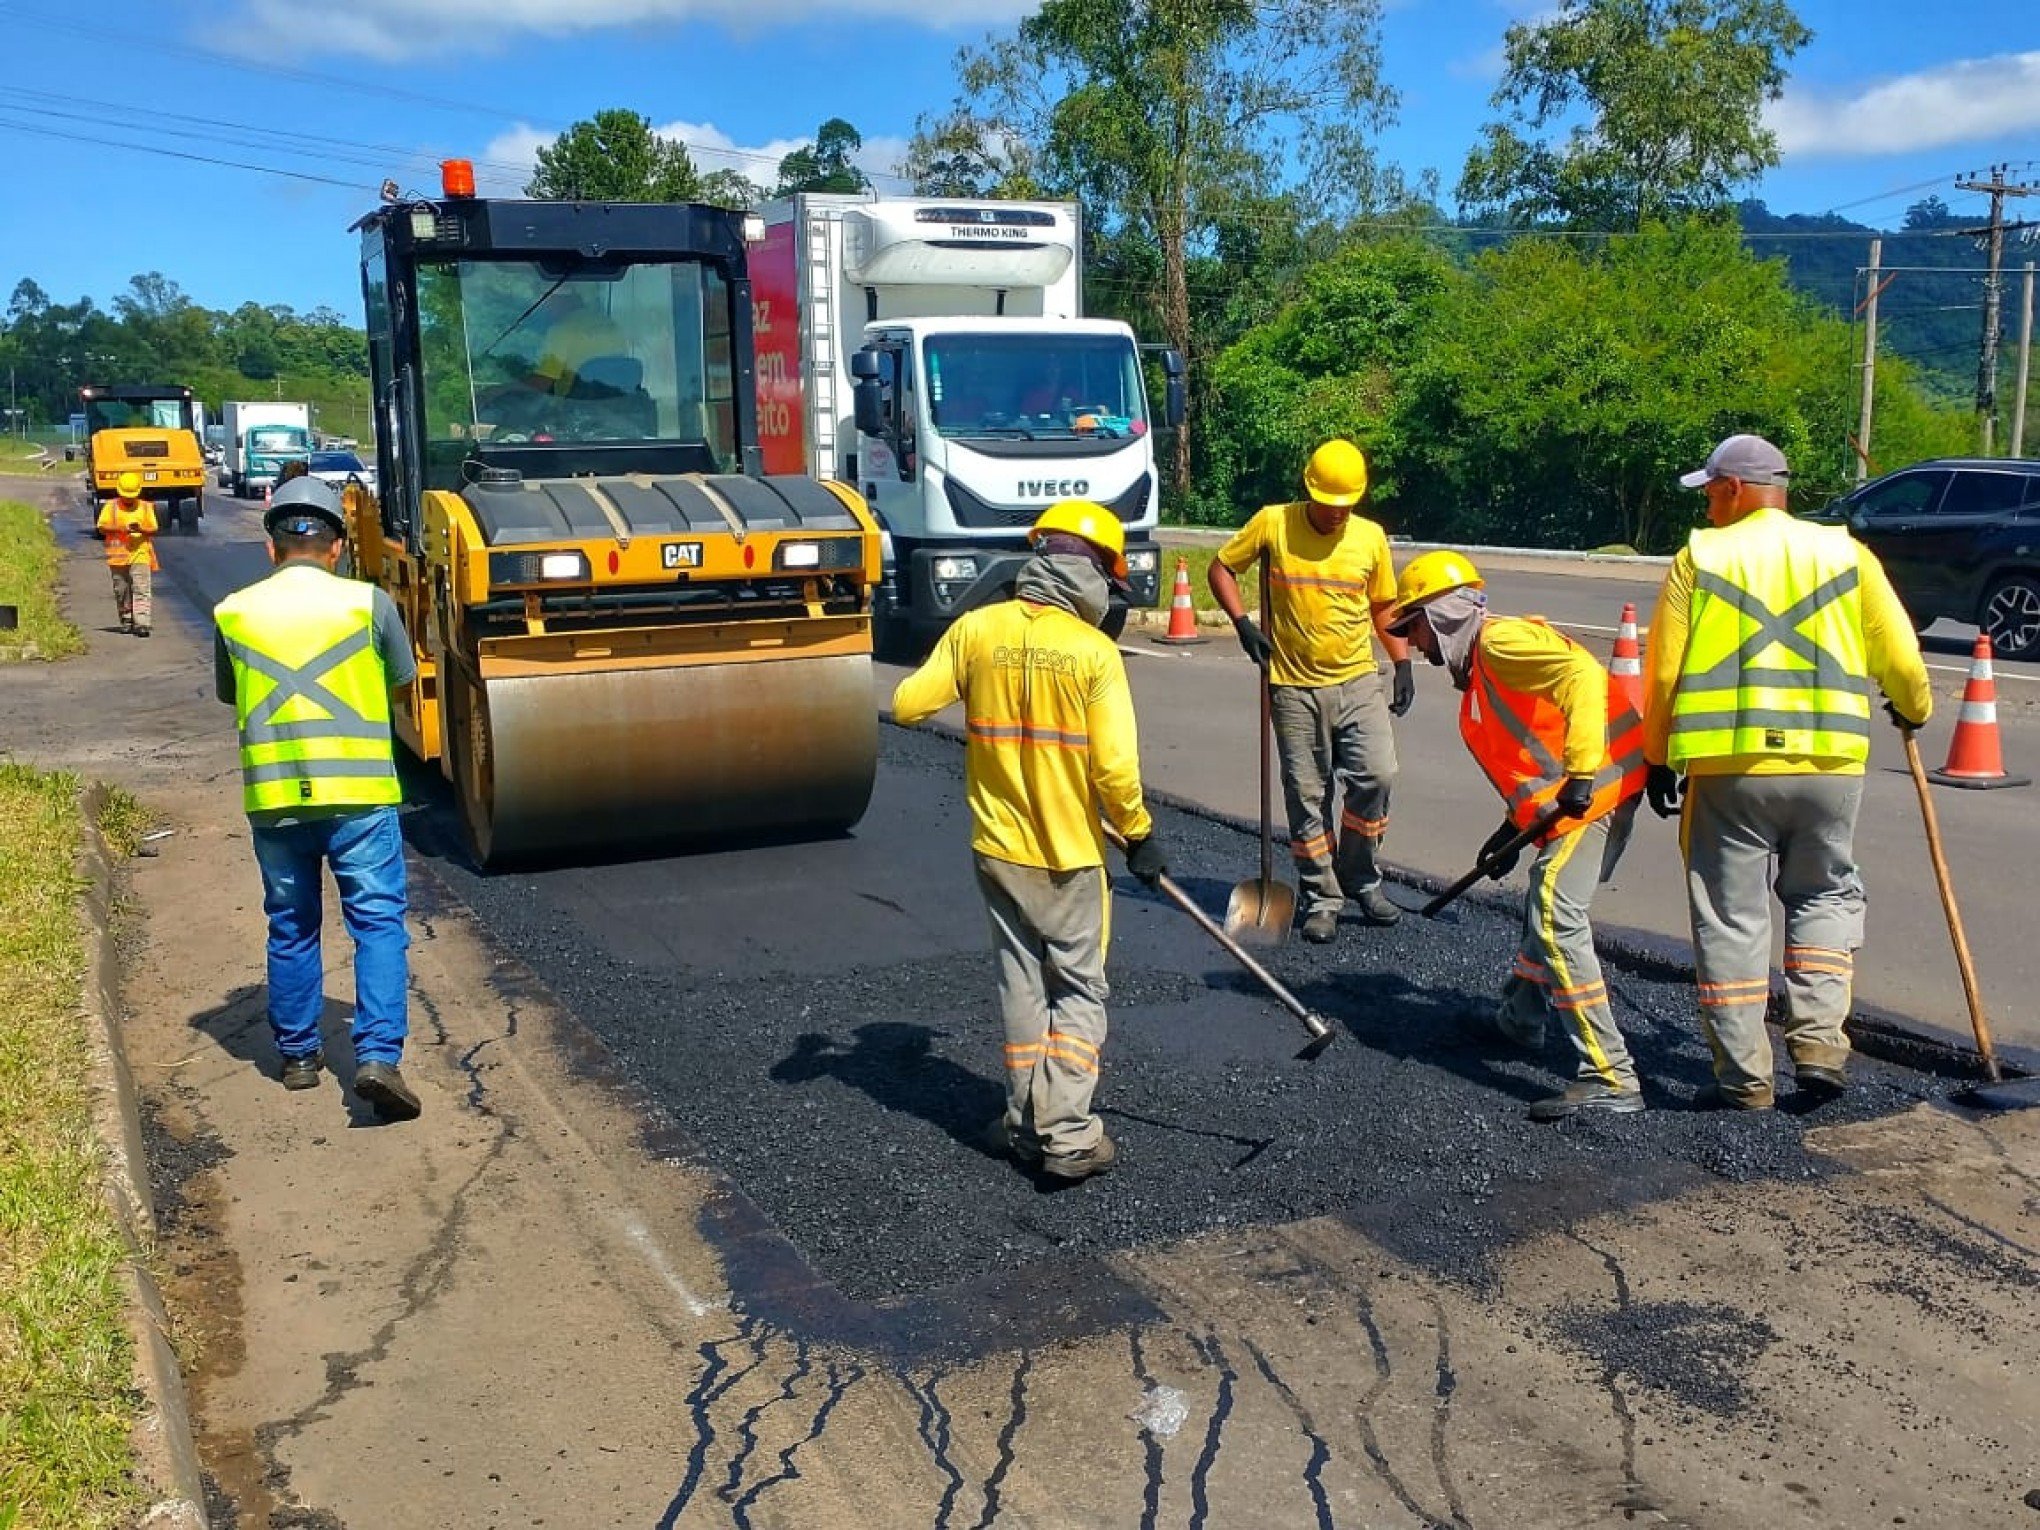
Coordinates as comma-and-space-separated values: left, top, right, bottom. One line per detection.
1904, 731, 2001, 1081
1258, 553, 1275, 888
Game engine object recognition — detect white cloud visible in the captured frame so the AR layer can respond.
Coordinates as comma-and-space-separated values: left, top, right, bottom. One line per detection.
1768, 51, 2040, 157
477, 120, 911, 193
213, 0, 1029, 61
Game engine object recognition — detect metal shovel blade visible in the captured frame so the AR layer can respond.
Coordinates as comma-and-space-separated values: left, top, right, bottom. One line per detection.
1225, 876, 1295, 947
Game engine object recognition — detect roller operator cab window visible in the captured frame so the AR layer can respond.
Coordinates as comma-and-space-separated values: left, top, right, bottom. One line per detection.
923, 333, 1149, 444
414, 258, 740, 484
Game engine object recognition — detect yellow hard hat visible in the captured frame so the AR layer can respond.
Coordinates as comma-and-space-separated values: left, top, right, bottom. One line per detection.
116, 471, 143, 499
1384, 549, 1484, 632
1030, 499, 1128, 579
1303, 439, 1368, 507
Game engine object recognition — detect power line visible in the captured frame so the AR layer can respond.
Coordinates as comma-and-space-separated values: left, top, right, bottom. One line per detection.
0, 113, 367, 190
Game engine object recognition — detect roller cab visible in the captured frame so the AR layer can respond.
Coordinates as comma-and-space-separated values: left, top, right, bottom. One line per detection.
353, 179, 882, 866
81, 384, 207, 532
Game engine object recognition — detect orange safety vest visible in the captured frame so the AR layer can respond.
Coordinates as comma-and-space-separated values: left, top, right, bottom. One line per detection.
1460, 623, 1646, 837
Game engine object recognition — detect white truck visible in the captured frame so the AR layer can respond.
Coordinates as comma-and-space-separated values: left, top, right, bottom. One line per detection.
220, 400, 313, 499
752, 193, 1184, 652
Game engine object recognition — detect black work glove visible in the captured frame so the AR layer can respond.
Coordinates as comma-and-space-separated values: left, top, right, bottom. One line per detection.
1389, 658, 1416, 717
1480, 819, 1523, 881
1233, 613, 1273, 670
1124, 835, 1168, 887
1554, 774, 1596, 819
1884, 698, 1926, 733
1645, 764, 1684, 820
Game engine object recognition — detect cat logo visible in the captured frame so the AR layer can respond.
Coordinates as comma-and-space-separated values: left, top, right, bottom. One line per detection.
661, 541, 704, 570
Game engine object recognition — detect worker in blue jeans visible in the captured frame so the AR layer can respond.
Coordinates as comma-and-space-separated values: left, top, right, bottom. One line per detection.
214, 476, 423, 1120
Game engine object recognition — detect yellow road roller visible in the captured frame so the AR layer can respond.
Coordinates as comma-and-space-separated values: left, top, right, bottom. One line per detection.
346, 164, 881, 865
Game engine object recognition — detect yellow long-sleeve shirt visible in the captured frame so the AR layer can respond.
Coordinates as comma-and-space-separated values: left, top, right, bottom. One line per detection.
892, 597, 1154, 871
1476, 615, 1608, 778
1643, 508, 1932, 776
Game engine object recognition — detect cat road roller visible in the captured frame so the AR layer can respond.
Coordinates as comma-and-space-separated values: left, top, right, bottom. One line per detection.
346, 164, 881, 865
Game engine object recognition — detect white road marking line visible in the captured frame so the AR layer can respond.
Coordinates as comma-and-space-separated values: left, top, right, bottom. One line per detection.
1118, 642, 1187, 661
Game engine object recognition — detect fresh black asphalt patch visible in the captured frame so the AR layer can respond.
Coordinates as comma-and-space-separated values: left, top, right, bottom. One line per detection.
404, 723, 1956, 1306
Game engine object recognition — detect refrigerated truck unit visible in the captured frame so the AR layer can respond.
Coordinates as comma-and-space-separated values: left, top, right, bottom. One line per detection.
222, 400, 313, 498
753, 193, 1183, 649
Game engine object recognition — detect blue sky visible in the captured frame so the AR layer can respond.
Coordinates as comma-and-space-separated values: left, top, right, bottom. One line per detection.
1, 0, 2036, 319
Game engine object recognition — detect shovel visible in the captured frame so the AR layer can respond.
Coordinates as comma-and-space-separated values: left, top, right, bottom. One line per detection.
1420, 806, 1569, 920
1225, 555, 1296, 946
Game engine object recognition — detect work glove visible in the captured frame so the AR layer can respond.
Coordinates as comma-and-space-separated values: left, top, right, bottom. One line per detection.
1232, 613, 1274, 670
1884, 698, 1926, 733
1389, 659, 1416, 717
1123, 835, 1168, 888
1554, 774, 1596, 819
1645, 764, 1684, 820
1480, 819, 1523, 881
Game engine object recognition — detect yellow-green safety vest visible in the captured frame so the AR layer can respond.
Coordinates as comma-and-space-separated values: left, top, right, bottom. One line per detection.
1668, 514, 1872, 768
215, 565, 402, 814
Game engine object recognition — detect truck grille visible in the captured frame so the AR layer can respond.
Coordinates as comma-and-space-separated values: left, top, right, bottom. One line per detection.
943, 472, 1152, 529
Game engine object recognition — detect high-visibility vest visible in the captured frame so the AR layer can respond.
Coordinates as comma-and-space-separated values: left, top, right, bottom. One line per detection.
1668, 512, 1872, 768
1461, 622, 1646, 834
214, 565, 401, 814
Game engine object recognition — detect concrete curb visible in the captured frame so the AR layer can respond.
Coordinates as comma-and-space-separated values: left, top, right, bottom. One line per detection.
77, 782, 210, 1530
1158, 524, 1674, 568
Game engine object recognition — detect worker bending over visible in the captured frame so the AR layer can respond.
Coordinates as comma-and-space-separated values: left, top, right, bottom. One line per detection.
1209, 439, 1414, 943
1387, 551, 1650, 1120
1645, 434, 1932, 1109
97, 471, 158, 637
893, 501, 1165, 1181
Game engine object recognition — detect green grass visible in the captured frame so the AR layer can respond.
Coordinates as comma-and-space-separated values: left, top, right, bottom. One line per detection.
0, 503, 83, 663
0, 440, 73, 480
1147, 544, 1257, 615
0, 765, 142, 1530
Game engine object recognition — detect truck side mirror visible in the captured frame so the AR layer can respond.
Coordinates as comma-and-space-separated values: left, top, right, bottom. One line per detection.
854, 379, 885, 438
1162, 348, 1186, 429
850, 350, 881, 382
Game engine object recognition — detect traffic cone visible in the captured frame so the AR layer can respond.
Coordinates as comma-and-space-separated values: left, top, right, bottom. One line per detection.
1609, 601, 1644, 719
1928, 634, 2030, 789
1150, 556, 1208, 646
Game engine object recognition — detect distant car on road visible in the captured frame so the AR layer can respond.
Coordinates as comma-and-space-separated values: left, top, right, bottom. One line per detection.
1809, 458, 2040, 659
305, 448, 376, 498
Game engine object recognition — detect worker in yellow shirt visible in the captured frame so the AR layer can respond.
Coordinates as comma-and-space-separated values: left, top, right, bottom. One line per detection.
1385, 551, 1650, 1121
1645, 434, 1932, 1110
893, 500, 1164, 1181
96, 471, 159, 636
1209, 439, 1413, 942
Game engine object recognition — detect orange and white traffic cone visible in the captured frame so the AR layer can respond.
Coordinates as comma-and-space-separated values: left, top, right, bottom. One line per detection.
1150, 555, 1208, 646
1609, 601, 1644, 718
1927, 635, 2029, 788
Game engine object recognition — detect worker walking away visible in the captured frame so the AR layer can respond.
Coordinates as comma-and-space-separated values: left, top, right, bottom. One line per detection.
213, 477, 424, 1122
1645, 434, 1932, 1109
97, 471, 158, 636
1386, 552, 1650, 1120
893, 500, 1166, 1181
1208, 439, 1414, 943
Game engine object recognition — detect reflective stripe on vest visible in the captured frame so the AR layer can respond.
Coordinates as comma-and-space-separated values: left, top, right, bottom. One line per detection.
1460, 627, 1646, 835
1668, 518, 1872, 768
215, 569, 400, 813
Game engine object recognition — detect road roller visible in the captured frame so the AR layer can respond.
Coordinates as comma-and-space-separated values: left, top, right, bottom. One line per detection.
346, 164, 882, 866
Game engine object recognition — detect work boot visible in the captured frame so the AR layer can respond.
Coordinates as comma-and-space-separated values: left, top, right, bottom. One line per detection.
1301, 910, 1340, 944
1043, 1133, 1117, 1181
1527, 1080, 1644, 1122
1353, 885, 1402, 927
1794, 1063, 1848, 1098
983, 1116, 1044, 1165
1694, 1082, 1774, 1112
354, 1061, 422, 1122
280, 1051, 325, 1091
136, 627, 151, 637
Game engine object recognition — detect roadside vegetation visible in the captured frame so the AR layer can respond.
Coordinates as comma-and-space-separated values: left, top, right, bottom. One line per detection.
0, 765, 141, 1530
0, 501, 82, 661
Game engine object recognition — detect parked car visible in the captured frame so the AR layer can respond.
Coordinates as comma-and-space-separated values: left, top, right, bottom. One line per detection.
1808, 458, 2040, 659
305, 448, 376, 498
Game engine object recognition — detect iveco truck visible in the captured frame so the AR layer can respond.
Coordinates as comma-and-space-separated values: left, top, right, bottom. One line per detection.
753, 193, 1184, 652
221, 399, 313, 499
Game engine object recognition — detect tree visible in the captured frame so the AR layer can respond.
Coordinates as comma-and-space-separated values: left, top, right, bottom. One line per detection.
698, 168, 764, 209
526, 109, 703, 202
1458, 0, 1810, 230
773, 118, 872, 196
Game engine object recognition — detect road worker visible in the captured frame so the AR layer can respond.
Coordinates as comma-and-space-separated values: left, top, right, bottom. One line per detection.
213, 476, 423, 1122
892, 500, 1165, 1181
1386, 551, 1650, 1120
1208, 439, 1413, 942
96, 471, 158, 636
1645, 434, 1932, 1109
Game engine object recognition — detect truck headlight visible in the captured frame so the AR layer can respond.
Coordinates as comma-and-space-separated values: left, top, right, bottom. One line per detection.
932, 556, 980, 581
1126, 548, 1159, 574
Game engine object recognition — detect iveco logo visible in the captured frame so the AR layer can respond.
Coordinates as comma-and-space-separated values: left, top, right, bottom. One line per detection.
1018, 479, 1090, 498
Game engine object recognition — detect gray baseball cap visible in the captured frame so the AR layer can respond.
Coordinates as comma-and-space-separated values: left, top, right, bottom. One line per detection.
1680, 433, 1790, 490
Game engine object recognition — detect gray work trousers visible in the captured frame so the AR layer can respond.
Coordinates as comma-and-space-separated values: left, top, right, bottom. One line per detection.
1682, 774, 1865, 1105
975, 853, 1110, 1157
1270, 672, 1398, 916
1497, 799, 1640, 1091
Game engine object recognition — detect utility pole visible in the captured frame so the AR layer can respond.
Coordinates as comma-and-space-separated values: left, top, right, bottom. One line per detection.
1955, 164, 2036, 455
1856, 238, 1883, 481
2014, 261, 2035, 459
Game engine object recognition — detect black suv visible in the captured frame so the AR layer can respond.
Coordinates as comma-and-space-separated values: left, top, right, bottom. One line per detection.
1811, 458, 2040, 659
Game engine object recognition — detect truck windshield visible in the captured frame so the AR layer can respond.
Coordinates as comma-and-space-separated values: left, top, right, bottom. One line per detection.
86, 398, 191, 432
248, 427, 305, 453
923, 334, 1149, 441
414, 258, 740, 471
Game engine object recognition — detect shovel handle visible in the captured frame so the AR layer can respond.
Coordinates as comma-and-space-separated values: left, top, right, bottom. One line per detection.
1903, 730, 2001, 1082
1421, 807, 1570, 919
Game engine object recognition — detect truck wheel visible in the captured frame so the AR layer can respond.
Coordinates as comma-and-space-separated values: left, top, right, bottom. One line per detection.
1982, 574, 2040, 661
184, 496, 203, 534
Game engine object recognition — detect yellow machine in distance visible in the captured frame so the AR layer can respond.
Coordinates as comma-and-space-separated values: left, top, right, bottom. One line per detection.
81, 384, 206, 532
